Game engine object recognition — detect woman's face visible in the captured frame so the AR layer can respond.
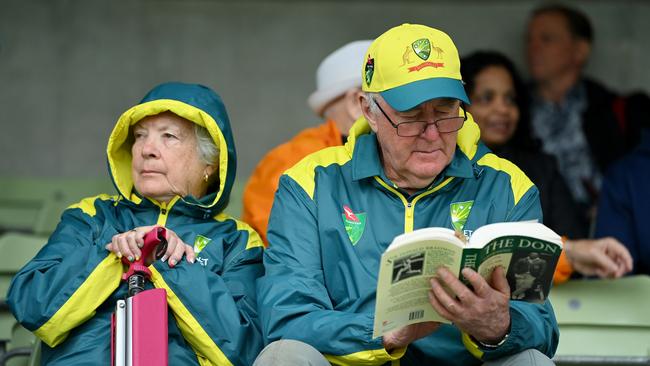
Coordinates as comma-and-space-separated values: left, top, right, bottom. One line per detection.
131, 112, 213, 203
467, 66, 520, 148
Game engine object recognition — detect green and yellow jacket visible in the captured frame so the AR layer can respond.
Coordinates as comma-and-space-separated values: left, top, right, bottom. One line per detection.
257, 115, 559, 366
8, 82, 264, 365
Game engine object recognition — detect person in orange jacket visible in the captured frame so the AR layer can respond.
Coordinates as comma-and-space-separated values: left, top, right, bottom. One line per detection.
242, 40, 372, 244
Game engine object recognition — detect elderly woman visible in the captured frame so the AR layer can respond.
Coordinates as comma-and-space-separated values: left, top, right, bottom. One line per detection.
7, 82, 264, 365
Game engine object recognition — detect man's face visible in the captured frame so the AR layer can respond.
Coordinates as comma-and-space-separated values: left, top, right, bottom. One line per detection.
364, 96, 460, 192
526, 12, 584, 83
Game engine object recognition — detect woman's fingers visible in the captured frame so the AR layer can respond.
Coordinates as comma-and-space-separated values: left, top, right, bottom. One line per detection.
168, 238, 188, 267
107, 228, 149, 261
161, 234, 175, 263
184, 244, 196, 264
125, 231, 142, 260
106, 227, 195, 268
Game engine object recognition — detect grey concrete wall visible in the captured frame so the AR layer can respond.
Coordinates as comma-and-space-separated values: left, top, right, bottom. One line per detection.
1, 0, 649, 184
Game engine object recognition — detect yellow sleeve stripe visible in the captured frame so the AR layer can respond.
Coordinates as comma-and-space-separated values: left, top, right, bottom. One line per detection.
462, 332, 485, 359
214, 213, 265, 250
476, 153, 534, 205
34, 254, 123, 347
285, 145, 352, 200
67, 194, 118, 217
324, 346, 406, 365
150, 267, 233, 366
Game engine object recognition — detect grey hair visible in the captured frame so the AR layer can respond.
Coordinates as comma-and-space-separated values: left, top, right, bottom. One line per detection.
194, 124, 219, 166
364, 92, 381, 116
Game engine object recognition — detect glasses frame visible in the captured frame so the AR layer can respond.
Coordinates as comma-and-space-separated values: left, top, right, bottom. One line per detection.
375, 100, 467, 137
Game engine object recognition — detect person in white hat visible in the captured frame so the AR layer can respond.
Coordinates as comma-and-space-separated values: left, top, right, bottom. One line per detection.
242, 40, 372, 244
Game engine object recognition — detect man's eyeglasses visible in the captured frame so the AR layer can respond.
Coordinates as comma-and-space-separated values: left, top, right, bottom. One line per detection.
375, 101, 467, 137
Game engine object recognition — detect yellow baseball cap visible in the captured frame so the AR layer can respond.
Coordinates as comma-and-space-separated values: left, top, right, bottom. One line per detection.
362, 23, 469, 111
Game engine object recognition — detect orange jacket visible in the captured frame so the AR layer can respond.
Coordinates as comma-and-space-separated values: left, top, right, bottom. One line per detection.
553, 249, 573, 285
242, 120, 343, 244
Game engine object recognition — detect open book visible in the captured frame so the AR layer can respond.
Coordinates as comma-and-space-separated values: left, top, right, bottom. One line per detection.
372, 221, 562, 338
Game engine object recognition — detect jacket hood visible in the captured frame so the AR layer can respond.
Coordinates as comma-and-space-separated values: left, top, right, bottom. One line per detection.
106, 82, 236, 215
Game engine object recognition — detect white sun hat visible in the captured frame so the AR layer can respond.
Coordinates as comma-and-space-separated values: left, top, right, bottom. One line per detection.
307, 40, 373, 116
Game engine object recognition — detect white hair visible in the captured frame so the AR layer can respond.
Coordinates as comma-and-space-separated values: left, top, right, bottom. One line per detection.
194, 124, 219, 166
364, 92, 381, 116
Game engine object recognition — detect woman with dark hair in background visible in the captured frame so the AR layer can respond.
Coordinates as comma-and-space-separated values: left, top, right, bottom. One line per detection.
461, 51, 632, 282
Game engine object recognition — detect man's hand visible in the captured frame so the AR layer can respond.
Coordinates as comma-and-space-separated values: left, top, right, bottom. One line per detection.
105, 226, 195, 267
565, 237, 633, 278
429, 266, 510, 344
382, 321, 440, 351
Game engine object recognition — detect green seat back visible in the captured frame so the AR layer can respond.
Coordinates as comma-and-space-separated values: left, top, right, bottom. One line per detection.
0, 233, 46, 366
0, 177, 115, 236
0, 233, 47, 342
550, 275, 650, 364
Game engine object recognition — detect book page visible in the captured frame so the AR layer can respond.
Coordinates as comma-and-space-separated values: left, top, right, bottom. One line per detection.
373, 237, 462, 338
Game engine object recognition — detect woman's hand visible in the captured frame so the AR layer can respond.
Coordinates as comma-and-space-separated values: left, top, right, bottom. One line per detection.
565, 237, 633, 278
105, 226, 195, 267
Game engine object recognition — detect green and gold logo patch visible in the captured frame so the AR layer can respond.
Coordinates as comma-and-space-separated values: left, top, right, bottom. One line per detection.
450, 200, 473, 232
412, 38, 431, 61
193, 235, 211, 254
342, 205, 366, 245
364, 56, 375, 86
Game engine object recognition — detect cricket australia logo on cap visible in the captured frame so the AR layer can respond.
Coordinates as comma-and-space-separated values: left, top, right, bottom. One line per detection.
342, 205, 366, 245
412, 38, 431, 60
193, 234, 212, 254
450, 200, 473, 232
406, 38, 445, 72
364, 55, 375, 86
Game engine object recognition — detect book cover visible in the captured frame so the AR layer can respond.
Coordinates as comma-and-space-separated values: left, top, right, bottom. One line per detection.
372, 221, 562, 338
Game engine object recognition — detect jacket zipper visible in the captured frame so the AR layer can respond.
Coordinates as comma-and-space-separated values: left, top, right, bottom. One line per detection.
155, 197, 179, 227
374, 176, 456, 233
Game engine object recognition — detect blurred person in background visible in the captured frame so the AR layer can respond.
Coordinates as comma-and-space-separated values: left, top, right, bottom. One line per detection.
596, 103, 650, 275
242, 40, 371, 244
462, 51, 632, 282
526, 4, 641, 228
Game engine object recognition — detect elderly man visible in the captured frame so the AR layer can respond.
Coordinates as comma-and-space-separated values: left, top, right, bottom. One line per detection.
255, 24, 558, 366
242, 40, 371, 244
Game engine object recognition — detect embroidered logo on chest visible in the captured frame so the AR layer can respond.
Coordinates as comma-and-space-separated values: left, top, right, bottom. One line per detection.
450, 200, 474, 232
342, 205, 366, 245
193, 235, 211, 254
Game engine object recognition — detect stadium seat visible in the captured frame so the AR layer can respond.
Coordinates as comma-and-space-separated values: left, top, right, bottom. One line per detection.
0, 177, 114, 236
550, 275, 650, 365
0, 232, 47, 366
